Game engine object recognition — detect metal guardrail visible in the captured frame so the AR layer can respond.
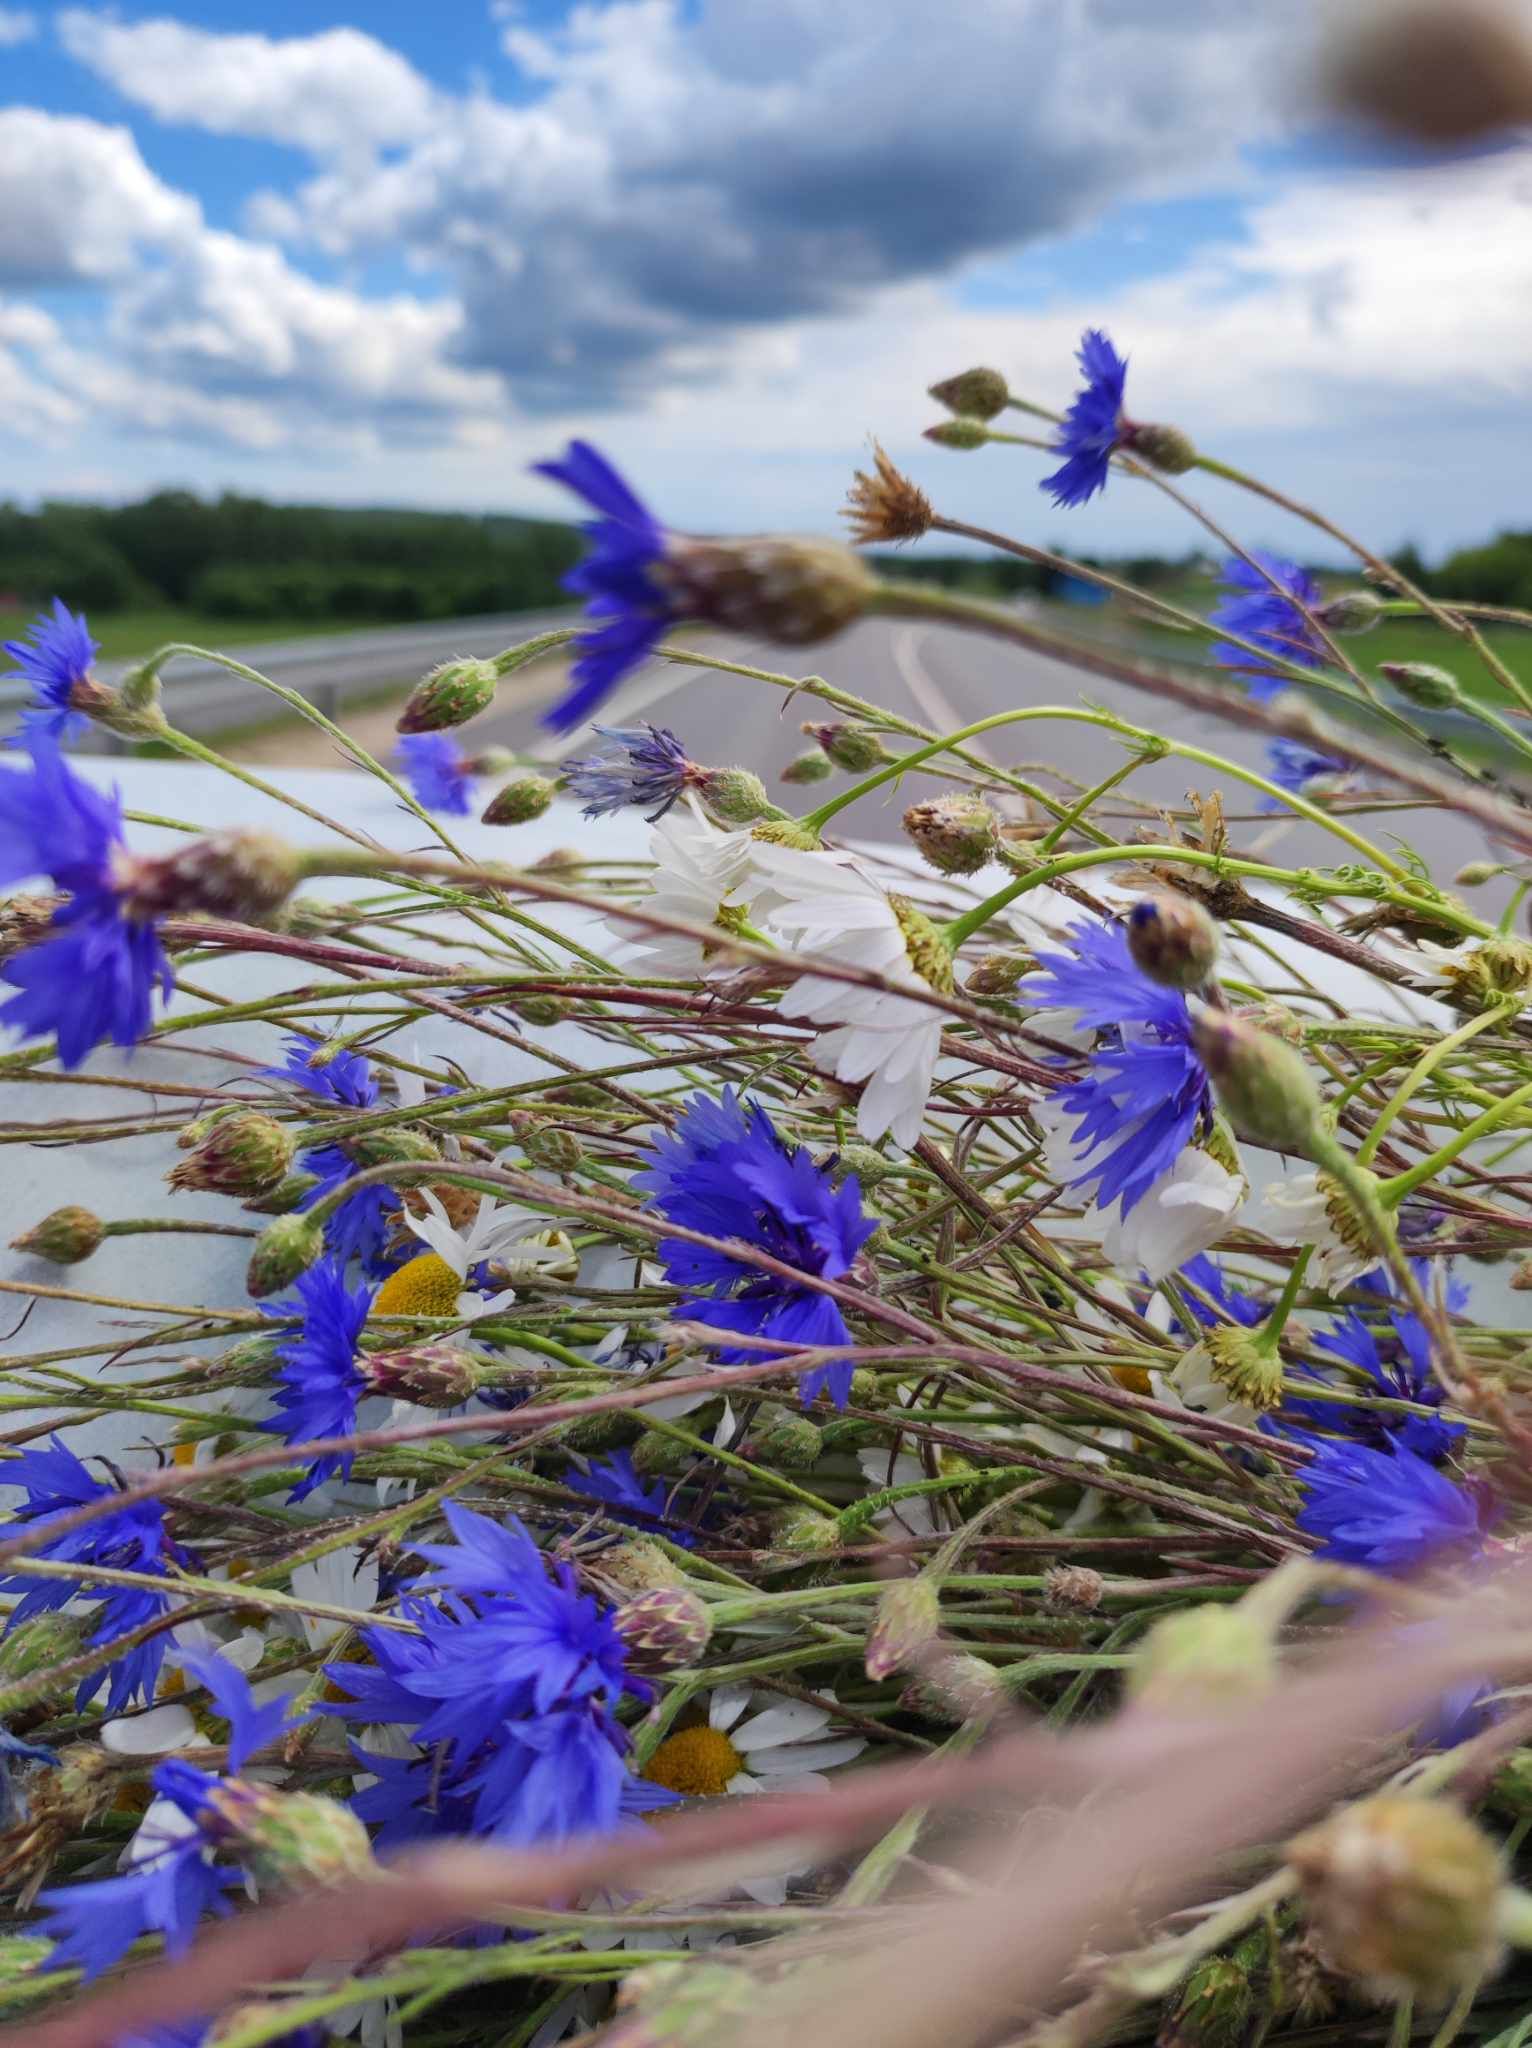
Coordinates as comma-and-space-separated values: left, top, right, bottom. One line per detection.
0, 608, 577, 747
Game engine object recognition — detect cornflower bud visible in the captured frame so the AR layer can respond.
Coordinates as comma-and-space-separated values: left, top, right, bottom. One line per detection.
10, 1205, 104, 1265
481, 773, 557, 825
177, 1104, 243, 1149
349, 1126, 440, 1170
1318, 589, 1384, 634
1123, 420, 1198, 474
1380, 660, 1461, 709
965, 951, 1027, 995
928, 367, 1010, 420
803, 720, 893, 772
209, 1780, 376, 1893
396, 657, 499, 734
1158, 1955, 1253, 2048
865, 1575, 941, 1681
362, 1343, 483, 1407
695, 764, 780, 824
614, 1587, 714, 1670
741, 1403, 824, 1467
0, 1745, 116, 1900
1191, 1009, 1325, 1156
1043, 1565, 1104, 1613
843, 442, 933, 544
903, 793, 999, 876
0, 1610, 90, 1695
772, 1506, 839, 1554
167, 1111, 295, 1198
658, 535, 872, 646
900, 1650, 1006, 1725
1455, 860, 1505, 887
1128, 894, 1219, 990
923, 417, 990, 450
1287, 1795, 1505, 2004
597, 1538, 688, 1595
519, 1120, 584, 1172
828, 1141, 896, 1188
116, 831, 301, 927
1129, 1606, 1276, 1712
246, 1212, 324, 1299
531, 845, 585, 871
467, 745, 516, 777
243, 1169, 320, 1216
511, 993, 571, 1026
780, 749, 833, 786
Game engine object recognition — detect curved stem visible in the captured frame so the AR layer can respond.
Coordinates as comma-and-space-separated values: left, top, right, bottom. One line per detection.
1358, 1003, 1518, 1167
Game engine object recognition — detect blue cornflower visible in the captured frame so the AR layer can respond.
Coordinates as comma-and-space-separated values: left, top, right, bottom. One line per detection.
265, 1258, 373, 1500
1039, 330, 1129, 508
262, 1035, 398, 1270
36, 1656, 307, 1979
1261, 739, 1355, 807
636, 1088, 877, 1408
1173, 1253, 1268, 1331
263, 1031, 378, 1109
4, 601, 98, 746
1026, 920, 1211, 1216
562, 722, 695, 819
393, 732, 475, 816
332, 1511, 667, 1849
0, 1435, 192, 1713
1278, 1309, 1465, 1464
1210, 552, 1327, 700
1296, 1436, 1485, 1572
567, 1449, 698, 1548
533, 441, 673, 734
0, 734, 173, 1067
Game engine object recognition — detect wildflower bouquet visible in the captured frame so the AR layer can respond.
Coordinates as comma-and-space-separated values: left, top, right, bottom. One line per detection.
9, 334, 1532, 2048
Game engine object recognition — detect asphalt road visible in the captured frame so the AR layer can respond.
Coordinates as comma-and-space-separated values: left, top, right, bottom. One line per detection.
478, 609, 1506, 892
0, 608, 580, 742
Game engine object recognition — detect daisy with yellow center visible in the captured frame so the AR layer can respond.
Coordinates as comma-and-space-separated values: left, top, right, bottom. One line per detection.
373, 1190, 575, 1322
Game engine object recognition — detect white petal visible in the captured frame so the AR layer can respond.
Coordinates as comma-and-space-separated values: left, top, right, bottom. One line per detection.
101, 1703, 198, 1754
731, 1700, 832, 1750
749, 1735, 867, 1773
709, 1684, 752, 1732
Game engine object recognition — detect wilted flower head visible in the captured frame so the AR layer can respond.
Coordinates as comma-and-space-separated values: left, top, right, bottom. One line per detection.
4, 600, 98, 746
1040, 329, 1128, 508
562, 721, 696, 819
1211, 552, 1327, 699
637, 1087, 876, 1407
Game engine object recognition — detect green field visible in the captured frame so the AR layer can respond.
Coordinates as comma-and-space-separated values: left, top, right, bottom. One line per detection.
0, 606, 398, 664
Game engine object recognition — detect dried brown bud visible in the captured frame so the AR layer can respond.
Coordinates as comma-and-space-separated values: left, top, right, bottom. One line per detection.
1044, 1564, 1104, 1613
843, 442, 932, 545
1320, 1, 1532, 148
903, 793, 999, 876
660, 534, 872, 645
0, 892, 63, 958
1127, 894, 1219, 990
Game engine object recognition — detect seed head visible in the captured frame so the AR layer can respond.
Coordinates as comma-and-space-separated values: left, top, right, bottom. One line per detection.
167, 1111, 295, 1198
1044, 1564, 1104, 1613
843, 442, 933, 545
903, 793, 999, 876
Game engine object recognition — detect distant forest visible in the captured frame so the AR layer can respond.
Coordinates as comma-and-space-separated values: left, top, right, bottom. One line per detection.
0, 487, 1525, 622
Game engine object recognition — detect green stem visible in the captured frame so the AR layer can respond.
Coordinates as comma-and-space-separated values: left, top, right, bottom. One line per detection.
1358, 1003, 1518, 1167
1381, 1080, 1532, 1203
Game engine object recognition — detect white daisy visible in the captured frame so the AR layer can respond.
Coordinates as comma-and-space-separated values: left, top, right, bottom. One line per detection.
397, 1190, 575, 1319
289, 1546, 382, 1652
1161, 1342, 1260, 1432
641, 1686, 868, 1905
1256, 1168, 1377, 1289
618, 794, 757, 977
751, 841, 947, 1148
1100, 1147, 1246, 1283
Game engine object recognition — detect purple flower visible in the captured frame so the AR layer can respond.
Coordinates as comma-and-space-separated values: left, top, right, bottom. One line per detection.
4, 601, 98, 746
262, 1036, 398, 1271
567, 1449, 698, 1548
1039, 330, 1128, 508
562, 722, 695, 819
0, 735, 173, 1067
1210, 552, 1326, 700
263, 1031, 378, 1109
0, 1435, 193, 1713
1173, 1254, 1268, 1331
1261, 739, 1355, 806
393, 732, 475, 815
1297, 1436, 1485, 1572
533, 442, 673, 734
264, 1258, 373, 1500
1026, 919, 1211, 1216
636, 1088, 877, 1408
1275, 1301, 1464, 1464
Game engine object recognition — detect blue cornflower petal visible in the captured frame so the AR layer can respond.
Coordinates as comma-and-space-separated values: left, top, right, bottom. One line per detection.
1210, 552, 1326, 700
393, 732, 475, 815
36, 1830, 238, 1977
562, 722, 694, 819
636, 1088, 875, 1407
177, 1650, 309, 1773
1039, 330, 1128, 508
1297, 1436, 1485, 1571
264, 1258, 373, 1500
567, 1450, 697, 1547
0, 736, 172, 1066
1260, 739, 1355, 806
263, 1032, 378, 1109
533, 441, 674, 734
1173, 1254, 1268, 1331
4, 600, 97, 746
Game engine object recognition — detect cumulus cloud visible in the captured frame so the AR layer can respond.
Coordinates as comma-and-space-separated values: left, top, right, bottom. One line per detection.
56, 12, 438, 157
60, 0, 1306, 410
0, 109, 199, 285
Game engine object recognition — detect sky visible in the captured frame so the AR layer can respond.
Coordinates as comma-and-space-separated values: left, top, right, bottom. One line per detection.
1, 1, 1530, 561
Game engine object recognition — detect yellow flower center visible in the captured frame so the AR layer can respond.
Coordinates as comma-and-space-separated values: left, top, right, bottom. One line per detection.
642, 1725, 744, 1798
374, 1251, 462, 1318
1111, 1364, 1154, 1397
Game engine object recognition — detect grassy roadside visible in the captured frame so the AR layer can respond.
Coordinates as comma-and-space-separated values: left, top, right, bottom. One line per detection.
0, 606, 406, 663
